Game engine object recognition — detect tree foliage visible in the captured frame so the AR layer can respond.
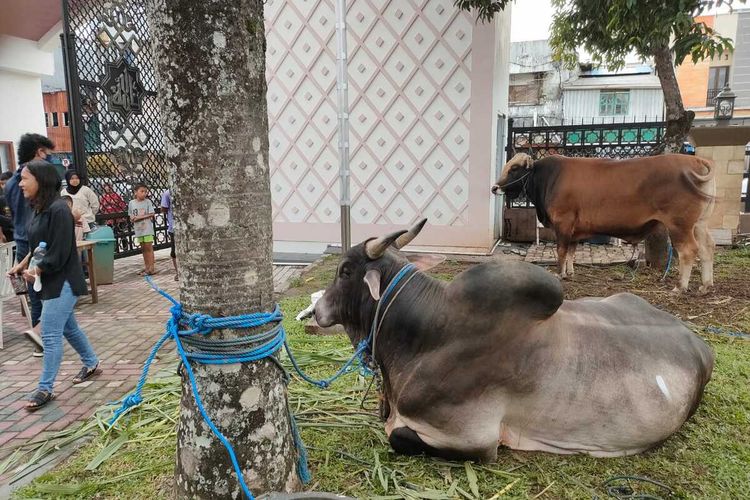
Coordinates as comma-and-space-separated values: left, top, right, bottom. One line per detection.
455, 0, 741, 67
453, 0, 513, 22
549, 0, 738, 69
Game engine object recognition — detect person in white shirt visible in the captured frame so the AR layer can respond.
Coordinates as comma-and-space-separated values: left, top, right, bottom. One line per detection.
61, 171, 99, 230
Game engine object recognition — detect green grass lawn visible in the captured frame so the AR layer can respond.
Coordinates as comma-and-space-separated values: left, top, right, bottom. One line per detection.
9, 251, 750, 499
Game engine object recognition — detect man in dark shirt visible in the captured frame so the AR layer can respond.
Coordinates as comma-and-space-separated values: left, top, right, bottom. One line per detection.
4, 134, 55, 355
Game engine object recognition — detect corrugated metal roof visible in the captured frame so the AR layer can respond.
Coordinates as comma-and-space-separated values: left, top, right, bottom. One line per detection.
563, 73, 662, 90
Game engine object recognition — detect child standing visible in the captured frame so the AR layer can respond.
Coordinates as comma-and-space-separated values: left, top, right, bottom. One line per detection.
128, 183, 156, 275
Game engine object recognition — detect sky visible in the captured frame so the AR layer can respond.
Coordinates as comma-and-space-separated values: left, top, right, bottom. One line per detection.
510, 0, 554, 42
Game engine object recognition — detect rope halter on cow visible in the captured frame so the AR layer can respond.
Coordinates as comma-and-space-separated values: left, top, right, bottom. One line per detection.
367, 262, 419, 366
500, 169, 533, 199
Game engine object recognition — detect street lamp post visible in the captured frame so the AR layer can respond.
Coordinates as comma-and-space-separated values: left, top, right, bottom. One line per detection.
334, 0, 351, 252
714, 85, 736, 121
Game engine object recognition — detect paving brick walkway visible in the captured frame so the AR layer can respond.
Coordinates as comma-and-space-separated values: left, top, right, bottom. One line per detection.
524, 242, 641, 266
0, 249, 304, 462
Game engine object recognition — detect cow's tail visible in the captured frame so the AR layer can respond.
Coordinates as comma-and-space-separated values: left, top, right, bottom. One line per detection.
681, 158, 716, 202
690, 157, 715, 183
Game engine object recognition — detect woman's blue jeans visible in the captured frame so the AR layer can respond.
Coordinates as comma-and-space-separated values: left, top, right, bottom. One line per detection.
38, 282, 98, 393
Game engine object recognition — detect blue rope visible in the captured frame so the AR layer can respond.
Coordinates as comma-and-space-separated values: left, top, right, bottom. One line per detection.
109, 277, 308, 499
108, 263, 417, 499
662, 243, 673, 281
704, 326, 750, 339
283, 339, 371, 389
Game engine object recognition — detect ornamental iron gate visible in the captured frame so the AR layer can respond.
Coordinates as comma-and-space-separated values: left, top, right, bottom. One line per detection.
62, 0, 170, 258
504, 118, 666, 209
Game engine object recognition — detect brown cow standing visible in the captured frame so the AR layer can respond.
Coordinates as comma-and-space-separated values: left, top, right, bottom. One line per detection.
491, 153, 716, 293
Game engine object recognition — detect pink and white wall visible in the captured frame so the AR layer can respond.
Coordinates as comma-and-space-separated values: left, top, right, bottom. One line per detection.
265, 0, 511, 252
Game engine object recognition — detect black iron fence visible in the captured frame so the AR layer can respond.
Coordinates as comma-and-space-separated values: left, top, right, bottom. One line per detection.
96, 211, 171, 258
505, 117, 666, 208
62, 0, 170, 258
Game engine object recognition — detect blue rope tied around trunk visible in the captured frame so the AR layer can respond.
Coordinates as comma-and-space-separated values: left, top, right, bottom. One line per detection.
108, 263, 417, 499
109, 277, 310, 499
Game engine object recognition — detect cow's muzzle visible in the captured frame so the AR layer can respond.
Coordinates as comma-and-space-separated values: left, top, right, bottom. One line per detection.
313, 300, 335, 328
491, 184, 502, 195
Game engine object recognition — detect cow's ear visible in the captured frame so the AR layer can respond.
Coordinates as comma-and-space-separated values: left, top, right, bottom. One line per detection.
364, 269, 381, 300
407, 253, 446, 271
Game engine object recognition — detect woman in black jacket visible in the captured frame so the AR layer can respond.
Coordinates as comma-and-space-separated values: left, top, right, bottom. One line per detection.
8, 161, 100, 410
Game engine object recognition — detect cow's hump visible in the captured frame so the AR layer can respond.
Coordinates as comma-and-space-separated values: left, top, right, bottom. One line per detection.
448, 261, 563, 320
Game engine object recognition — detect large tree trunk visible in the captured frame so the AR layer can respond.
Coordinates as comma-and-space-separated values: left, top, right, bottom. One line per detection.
644, 224, 671, 271
647, 44, 690, 269
147, 0, 301, 497
653, 43, 694, 154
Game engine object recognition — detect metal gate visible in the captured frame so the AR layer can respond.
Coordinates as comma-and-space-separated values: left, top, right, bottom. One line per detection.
62, 0, 170, 258
505, 118, 666, 209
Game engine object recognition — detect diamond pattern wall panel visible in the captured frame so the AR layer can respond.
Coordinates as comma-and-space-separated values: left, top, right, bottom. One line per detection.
265, 0, 474, 234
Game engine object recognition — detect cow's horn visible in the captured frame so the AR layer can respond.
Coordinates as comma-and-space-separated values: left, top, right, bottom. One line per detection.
365, 230, 408, 260
393, 218, 427, 249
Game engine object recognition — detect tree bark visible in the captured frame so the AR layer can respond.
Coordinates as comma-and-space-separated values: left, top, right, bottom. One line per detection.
644, 224, 670, 270
652, 43, 694, 154
147, 1, 300, 497
647, 44, 688, 269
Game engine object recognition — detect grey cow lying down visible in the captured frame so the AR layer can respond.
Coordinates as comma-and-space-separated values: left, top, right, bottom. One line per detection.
314, 220, 714, 462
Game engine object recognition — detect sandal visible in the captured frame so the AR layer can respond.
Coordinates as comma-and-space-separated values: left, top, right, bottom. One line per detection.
137, 270, 147, 276
72, 363, 101, 384
26, 390, 55, 411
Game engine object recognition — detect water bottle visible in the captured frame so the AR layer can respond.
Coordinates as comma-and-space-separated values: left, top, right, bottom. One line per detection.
29, 242, 47, 292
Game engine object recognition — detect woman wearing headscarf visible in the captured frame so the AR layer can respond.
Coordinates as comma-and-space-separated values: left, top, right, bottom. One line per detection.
61, 171, 99, 230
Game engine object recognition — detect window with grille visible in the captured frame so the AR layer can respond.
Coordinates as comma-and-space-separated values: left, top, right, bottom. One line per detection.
63, 112, 70, 126
599, 91, 630, 116
52, 112, 59, 127
45, 113, 49, 128
706, 66, 730, 106
708, 66, 730, 90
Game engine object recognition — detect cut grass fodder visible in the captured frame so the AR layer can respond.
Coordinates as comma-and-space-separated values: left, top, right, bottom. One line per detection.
10, 248, 750, 499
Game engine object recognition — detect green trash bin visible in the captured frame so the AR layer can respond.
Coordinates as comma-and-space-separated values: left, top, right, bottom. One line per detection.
85, 225, 116, 285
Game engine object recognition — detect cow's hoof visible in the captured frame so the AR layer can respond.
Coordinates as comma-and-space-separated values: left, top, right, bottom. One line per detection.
698, 285, 712, 295
671, 286, 686, 295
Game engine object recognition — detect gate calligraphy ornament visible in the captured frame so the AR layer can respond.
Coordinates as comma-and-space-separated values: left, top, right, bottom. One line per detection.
101, 59, 145, 118
64, 0, 169, 258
